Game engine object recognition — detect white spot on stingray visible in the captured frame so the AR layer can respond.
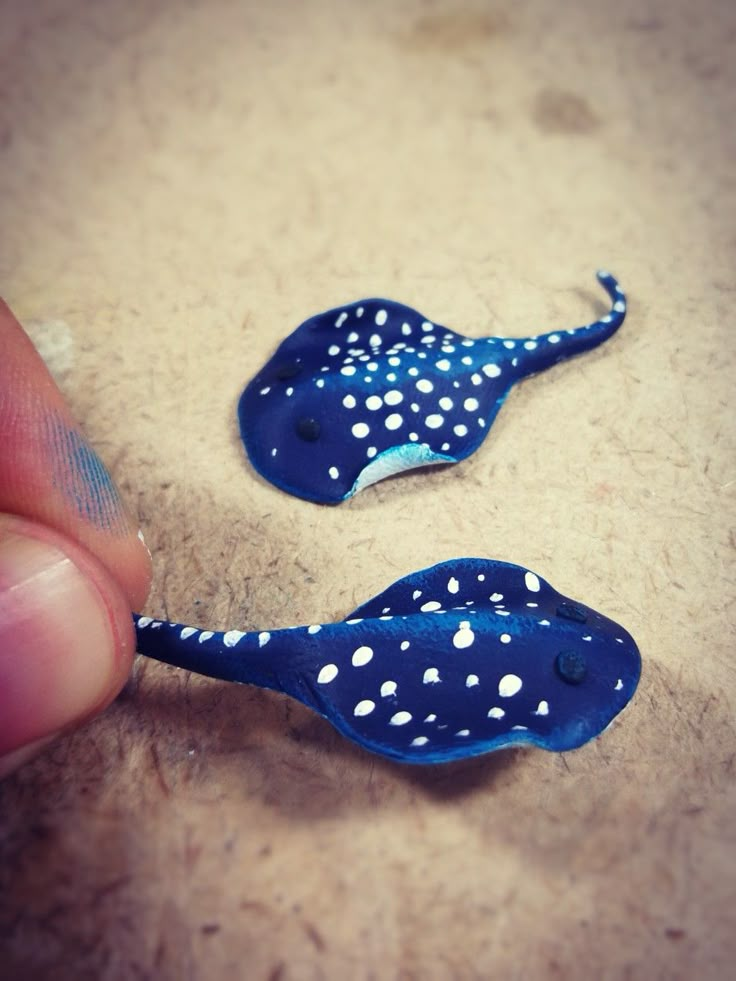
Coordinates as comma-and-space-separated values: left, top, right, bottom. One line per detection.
412, 590, 422, 600
260, 386, 271, 395
341, 365, 356, 376
453, 623, 475, 649
356, 307, 364, 317
401, 640, 410, 651
539, 619, 551, 626
367, 446, 377, 458
499, 674, 522, 697
436, 359, 451, 371
453, 424, 468, 436
441, 443, 450, 451
402, 323, 412, 336
308, 625, 322, 634
525, 571, 541, 592
482, 363, 501, 378
366, 395, 383, 410
466, 674, 479, 688
388, 356, 401, 367
385, 389, 403, 406
408, 366, 419, 376
352, 646, 373, 667
490, 592, 503, 602
488, 707, 505, 719
137, 617, 153, 628
421, 321, 433, 332
456, 729, 470, 737
409, 432, 418, 441
259, 632, 271, 647
615, 678, 623, 690
423, 668, 440, 684
613, 300, 626, 312
354, 699, 375, 716
375, 309, 388, 325
381, 681, 397, 697
426, 414, 444, 429
328, 344, 341, 356
471, 373, 482, 385
316, 379, 325, 388
318, 664, 338, 684
534, 700, 549, 716
464, 397, 480, 412
439, 396, 454, 411
336, 312, 348, 327
511, 725, 528, 731
411, 736, 429, 747
477, 574, 486, 582
347, 331, 359, 343
352, 422, 370, 439
390, 711, 413, 726
499, 633, 511, 644
548, 334, 561, 344
329, 466, 339, 480
503, 340, 515, 349
369, 333, 382, 347
385, 413, 403, 430
424, 713, 437, 723
180, 627, 197, 640
447, 576, 459, 594
199, 631, 214, 643
223, 630, 246, 647
523, 340, 537, 350
421, 600, 442, 612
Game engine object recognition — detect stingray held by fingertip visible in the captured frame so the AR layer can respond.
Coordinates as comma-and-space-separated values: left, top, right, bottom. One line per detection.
134, 558, 640, 764
238, 270, 627, 503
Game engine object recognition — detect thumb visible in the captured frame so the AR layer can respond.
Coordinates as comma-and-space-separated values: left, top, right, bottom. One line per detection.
0, 514, 136, 776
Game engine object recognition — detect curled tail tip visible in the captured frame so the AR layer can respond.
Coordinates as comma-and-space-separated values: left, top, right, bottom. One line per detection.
594, 268, 627, 318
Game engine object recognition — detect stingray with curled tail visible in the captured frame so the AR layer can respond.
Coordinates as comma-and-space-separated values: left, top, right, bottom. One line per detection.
134, 558, 640, 764
238, 270, 627, 503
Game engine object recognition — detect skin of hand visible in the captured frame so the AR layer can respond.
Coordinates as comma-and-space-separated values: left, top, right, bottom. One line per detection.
0, 300, 152, 777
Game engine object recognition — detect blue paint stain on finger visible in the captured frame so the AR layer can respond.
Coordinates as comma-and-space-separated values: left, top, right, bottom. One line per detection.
46, 414, 128, 533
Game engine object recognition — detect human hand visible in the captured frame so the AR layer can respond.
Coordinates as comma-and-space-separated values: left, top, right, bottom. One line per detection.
0, 300, 152, 777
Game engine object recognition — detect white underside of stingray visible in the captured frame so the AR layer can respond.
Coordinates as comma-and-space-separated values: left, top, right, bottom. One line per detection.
348, 443, 456, 498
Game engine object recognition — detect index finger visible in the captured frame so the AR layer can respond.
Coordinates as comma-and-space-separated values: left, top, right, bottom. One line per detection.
0, 299, 151, 609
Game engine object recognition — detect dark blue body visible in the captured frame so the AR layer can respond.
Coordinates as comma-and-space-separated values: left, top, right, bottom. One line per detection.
134, 558, 641, 764
238, 271, 627, 503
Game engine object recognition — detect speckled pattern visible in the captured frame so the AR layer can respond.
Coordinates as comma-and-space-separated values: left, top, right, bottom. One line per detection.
134, 558, 640, 762
1, 0, 734, 978
239, 272, 626, 502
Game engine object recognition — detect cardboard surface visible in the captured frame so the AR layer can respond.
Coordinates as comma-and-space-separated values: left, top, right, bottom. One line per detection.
1, 1, 734, 977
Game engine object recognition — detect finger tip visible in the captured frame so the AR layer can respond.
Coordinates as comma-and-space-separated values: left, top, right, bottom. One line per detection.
0, 516, 137, 757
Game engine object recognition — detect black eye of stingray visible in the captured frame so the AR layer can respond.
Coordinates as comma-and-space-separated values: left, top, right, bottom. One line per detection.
555, 649, 587, 685
556, 602, 587, 624
275, 360, 302, 380
296, 417, 321, 441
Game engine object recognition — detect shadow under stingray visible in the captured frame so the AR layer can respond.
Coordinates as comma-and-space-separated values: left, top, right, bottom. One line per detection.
125, 664, 523, 816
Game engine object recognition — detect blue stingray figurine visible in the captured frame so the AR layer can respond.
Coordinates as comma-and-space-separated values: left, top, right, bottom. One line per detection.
238, 270, 627, 503
135, 558, 640, 764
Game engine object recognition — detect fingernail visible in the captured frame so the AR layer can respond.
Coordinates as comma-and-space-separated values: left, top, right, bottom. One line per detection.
0, 533, 117, 754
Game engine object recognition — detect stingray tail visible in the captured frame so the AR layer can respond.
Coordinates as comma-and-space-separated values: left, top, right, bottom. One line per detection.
133, 613, 295, 693
511, 270, 627, 378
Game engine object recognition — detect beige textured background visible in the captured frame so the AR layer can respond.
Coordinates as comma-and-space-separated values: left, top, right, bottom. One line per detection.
1, 1, 734, 978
